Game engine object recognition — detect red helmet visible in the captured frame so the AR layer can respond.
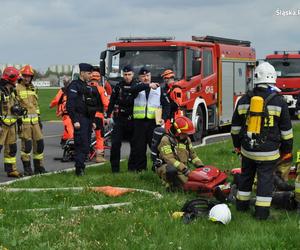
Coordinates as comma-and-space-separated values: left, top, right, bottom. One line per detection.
20, 65, 34, 76
91, 71, 101, 81
1, 66, 20, 84
173, 116, 195, 136
161, 69, 175, 79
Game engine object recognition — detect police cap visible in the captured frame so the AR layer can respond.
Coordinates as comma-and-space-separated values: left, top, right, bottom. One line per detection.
79, 63, 93, 72
123, 65, 133, 72
139, 67, 150, 75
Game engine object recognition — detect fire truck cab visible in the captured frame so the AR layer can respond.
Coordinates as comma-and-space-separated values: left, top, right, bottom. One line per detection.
100, 36, 256, 140
265, 51, 300, 114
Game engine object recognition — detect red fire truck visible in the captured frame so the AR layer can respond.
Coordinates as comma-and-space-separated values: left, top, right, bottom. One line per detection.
265, 51, 300, 115
100, 36, 256, 140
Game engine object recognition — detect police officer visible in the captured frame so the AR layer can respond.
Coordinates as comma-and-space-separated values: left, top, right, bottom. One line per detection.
66, 63, 96, 176
130, 67, 170, 171
107, 65, 158, 173
17, 65, 47, 175
231, 62, 293, 220
157, 116, 204, 191
0, 67, 23, 177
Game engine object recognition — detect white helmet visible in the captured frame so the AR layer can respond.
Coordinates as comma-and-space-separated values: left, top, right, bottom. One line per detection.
254, 62, 277, 85
208, 204, 231, 225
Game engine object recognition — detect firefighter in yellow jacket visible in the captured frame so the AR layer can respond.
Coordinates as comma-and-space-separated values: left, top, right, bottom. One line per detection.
16, 65, 47, 175
0, 67, 24, 177
156, 116, 204, 190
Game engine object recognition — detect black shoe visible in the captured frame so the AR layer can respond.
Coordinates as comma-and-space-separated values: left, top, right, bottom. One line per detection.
24, 166, 34, 176
34, 167, 48, 175
75, 168, 85, 176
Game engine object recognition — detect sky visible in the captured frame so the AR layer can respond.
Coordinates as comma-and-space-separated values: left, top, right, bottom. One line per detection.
0, 0, 299, 71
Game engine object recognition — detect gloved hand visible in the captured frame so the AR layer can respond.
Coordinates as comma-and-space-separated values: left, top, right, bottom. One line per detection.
233, 147, 241, 155
280, 152, 292, 162
182, 167, 191, 177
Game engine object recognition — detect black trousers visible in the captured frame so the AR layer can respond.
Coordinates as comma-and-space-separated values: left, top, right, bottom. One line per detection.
238, 156, 276, 207
130, 119, 157, 171
110, 116, 134, 172
74, 116, 92, 171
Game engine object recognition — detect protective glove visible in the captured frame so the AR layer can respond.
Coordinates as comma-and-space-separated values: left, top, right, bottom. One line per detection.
280, 153, 292, 161
233, 147, 241, 155
182, 167, 191, 177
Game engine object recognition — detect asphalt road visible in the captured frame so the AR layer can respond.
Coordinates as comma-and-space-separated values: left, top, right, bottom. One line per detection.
0, 121, 131, 183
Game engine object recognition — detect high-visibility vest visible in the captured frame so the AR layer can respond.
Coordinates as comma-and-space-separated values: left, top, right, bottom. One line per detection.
133, 87, 161, 119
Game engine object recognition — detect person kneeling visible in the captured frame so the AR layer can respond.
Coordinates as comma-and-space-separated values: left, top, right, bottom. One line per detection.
156, 116, 204, 191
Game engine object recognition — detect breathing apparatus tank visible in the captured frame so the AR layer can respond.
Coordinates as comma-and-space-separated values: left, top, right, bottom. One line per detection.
247, 96, 264, 136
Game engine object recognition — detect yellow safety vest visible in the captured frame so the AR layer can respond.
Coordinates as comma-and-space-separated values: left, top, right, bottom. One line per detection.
133, 87, 161, 119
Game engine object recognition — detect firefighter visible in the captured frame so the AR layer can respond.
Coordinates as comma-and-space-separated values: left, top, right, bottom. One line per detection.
130, 67, 170, 171
231, 62, 293, 220
156, 116, 204, 191
296, 93, 300, 120
16, 65, 47, 175
0, 67, 23, 177
106, 65, 158, 172
49, 76, 73, 146
88, 70, 109, 163
161, 69, 183, 131
66, 63, 97, 176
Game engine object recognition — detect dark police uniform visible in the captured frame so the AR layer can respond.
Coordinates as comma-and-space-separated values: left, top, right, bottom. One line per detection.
107, 65, 150, 173
231, 85, 293, 219
66, 63, 95, 176
131, 67, 170, 172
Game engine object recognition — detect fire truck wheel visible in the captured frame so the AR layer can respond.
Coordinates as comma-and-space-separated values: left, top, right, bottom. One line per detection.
192, 106, 204, 142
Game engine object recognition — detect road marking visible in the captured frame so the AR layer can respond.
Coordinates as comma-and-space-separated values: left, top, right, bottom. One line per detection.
44, 134, 61, 138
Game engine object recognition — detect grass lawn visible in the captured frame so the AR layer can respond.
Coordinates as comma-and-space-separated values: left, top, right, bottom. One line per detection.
38, 88, 60, 121
0, 125, 299, 249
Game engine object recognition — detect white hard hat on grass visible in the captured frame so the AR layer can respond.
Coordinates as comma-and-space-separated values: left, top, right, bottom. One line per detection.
208, 203, 231, 225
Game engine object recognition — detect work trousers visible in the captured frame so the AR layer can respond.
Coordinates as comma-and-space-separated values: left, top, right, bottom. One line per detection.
0, 125, 17, 173
110, 116, 134, 172
130, 119, 157, 171
73, 116, 92, 171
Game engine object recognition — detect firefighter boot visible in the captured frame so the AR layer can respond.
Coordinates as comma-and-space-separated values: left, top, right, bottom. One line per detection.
5, 162, 23, 178
273, 174, 295, 191
95, 150, 107, 163
22, 161, 33, 176
7, 170, 23, 178
254, 206, 270, 220
33, 159, 47, 174
236, 200, 250, 212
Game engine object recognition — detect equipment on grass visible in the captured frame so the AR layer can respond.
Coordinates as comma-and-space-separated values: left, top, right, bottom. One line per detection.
183, 165, 229, 197
208, 203, 231, 225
